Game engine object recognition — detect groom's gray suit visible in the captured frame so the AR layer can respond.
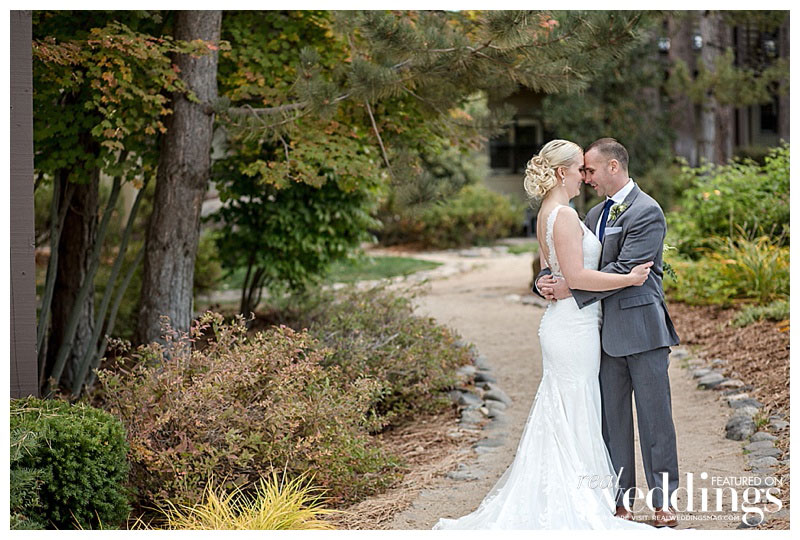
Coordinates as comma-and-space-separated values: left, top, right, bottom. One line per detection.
536, 182, 680, 509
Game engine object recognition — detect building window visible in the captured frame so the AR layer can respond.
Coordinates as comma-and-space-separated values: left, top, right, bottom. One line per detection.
760, 99, 778, 133
489, 117, 543, 173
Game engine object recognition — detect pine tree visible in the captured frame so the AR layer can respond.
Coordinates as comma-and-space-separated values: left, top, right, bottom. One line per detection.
219, 10, 644, 171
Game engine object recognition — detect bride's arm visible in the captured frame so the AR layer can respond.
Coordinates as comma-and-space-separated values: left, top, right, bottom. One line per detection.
552, 207, 649, 292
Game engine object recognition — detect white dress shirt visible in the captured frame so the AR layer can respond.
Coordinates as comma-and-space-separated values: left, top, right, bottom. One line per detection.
595, 178, 635, 237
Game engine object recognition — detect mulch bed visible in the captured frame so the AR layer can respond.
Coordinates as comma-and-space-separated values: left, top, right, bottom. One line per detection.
668, 302, 789, 417
668, 301, 790, 529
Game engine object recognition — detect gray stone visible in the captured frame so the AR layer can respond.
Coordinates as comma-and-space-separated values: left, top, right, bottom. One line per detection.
718, 378, 745, 389
486, 415, 509, 431
692, 368, 712, 378
474, 354, 491, 370
745, 440, 778, 452
711, 358, 725, 367
483, 384, 513, 406
750, 468, 777, 475
670, 348, 690, 361
459, 409, 485, 425
726, 415, 756, 441
474, 437, 505, 448
737, 513, 766, 528
474, 446, 496, 455
769, 412, 786, 420
770, 509, 790, 520
726, 392, 750, 402
723, 385, 754, 395
749, 447, 783, 458
734, 406, 760, 418
750, 431, 778, 442
697, 372, 726, 388
730, 397, 763, 409
487, 408, 507, 421
748, 456, 779, 468
456, 365, 477, 377
474, 371, 497, 383
770, 420, 789, 431
456, 391, 483, 408
486, 400, 507, 412
446, 470, 478, 481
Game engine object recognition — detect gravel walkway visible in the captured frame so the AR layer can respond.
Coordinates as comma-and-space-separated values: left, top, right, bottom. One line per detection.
373, 242, 754, 530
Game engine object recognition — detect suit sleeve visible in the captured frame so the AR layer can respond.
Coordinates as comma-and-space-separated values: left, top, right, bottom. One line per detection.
570, 205, 666, 309
532, 267, 552, 297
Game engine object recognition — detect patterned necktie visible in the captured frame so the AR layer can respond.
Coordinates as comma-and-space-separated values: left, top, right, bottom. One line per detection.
598, 198, 615, 242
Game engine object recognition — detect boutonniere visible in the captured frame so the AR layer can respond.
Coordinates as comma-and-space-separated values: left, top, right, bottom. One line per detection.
607, 202, 630, 223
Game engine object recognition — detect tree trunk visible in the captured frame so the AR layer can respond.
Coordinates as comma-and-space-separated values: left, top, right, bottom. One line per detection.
667, 14, 698, 166
777, 15, 790, 142
696, 13, 718, 165
714, 19, 734, 164
45, 168, 98, 391
136, 11, 222, 345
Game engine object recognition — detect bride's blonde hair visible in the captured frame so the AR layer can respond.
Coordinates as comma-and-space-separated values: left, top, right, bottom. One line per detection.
523, 139, 583, 201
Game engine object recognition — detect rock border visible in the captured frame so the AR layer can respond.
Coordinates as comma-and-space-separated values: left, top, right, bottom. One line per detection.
446, 341, 514, 470
675, 346, 790, 528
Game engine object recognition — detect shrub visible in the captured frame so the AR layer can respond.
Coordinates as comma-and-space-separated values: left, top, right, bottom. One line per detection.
10, 427, 46, 530
732, 299, 790, 328
194, 228, 223, 295
96, 313, 401, 509
634, 160, 692, 214
264, 282, 474, 427
664, 235, 789, 306
9, 397, 131, 529
137, 473, 338, 530
666, 143, 789, 258
379, 183, 522, 249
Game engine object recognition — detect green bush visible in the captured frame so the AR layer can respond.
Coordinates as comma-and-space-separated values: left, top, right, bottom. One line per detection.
634, 160, 692, 214
10, 427, 46, 530
96, 313, 402, 508
732, 299, 789, 328
9, 397, 131, 529
269, 283, 474, 427
194, 228, 223, 295
664, 235, 789, 307
379, 184, 522, 249
667, 143, 789, 258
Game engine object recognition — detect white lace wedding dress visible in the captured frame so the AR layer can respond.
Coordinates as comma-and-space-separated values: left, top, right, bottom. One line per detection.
433, 205, 652, 530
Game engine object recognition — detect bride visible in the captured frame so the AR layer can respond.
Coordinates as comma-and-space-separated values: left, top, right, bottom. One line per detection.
433, 140, 655, 530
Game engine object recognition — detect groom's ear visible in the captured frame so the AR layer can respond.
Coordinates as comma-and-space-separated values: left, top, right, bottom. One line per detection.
608, 159, 620, 174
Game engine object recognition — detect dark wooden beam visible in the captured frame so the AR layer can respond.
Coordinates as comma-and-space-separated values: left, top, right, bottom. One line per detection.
10, 10, 39, 398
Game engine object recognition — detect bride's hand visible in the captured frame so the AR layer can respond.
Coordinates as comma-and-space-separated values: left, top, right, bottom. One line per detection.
628, 261, 653, 286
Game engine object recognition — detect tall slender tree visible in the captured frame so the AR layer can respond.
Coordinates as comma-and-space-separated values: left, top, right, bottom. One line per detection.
136, 11, 223, 345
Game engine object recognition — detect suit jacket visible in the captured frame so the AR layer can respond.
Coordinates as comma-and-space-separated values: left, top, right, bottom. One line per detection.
535, 183, 680, 357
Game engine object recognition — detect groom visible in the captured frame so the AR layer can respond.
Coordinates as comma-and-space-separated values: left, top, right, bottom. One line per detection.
535, 138, 680, 527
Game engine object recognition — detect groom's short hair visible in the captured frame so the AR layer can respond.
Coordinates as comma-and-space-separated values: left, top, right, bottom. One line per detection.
586, 138, 629, 172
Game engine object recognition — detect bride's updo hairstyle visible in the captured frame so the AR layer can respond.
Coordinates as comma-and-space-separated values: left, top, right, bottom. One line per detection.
523, 139, 582, 200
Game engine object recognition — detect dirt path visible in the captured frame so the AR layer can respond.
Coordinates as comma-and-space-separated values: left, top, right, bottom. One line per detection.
370, 243, 751, 530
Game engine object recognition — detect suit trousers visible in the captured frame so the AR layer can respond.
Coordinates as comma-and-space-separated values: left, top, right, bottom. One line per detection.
599, 346, 679, 509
